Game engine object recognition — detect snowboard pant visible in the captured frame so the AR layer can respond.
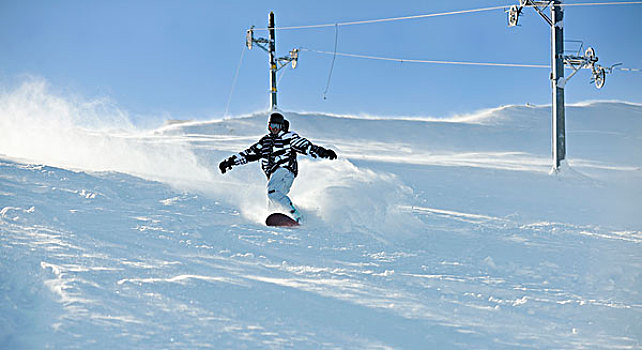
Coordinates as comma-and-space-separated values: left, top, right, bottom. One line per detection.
267, 167, 295, 213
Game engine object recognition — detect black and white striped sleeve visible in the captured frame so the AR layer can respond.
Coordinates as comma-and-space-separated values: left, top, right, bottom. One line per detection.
289, 133, 328, 158
289, 133, 314, 156
235, 140, 263, 164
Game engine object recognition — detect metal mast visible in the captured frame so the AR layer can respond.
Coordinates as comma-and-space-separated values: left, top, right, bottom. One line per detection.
268, 12, 278, 110
246, 12, 299, 111
507, 0, 613, 172
551, 1, 566, 170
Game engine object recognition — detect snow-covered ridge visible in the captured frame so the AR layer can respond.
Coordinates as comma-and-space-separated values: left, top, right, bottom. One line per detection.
2, 79, 640, 180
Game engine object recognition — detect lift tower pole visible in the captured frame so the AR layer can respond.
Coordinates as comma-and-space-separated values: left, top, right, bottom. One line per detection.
268, 12, 278, 110
508, 0, 613, 172
245, 13, 299, 111
551, 0, 566, 170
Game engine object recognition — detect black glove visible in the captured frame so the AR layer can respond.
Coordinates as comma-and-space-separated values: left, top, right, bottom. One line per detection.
318, 147, 337, 160
218, 156, 235, 174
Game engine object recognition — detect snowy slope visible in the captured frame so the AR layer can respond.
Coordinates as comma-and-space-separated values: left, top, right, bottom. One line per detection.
1, 82, 641, 349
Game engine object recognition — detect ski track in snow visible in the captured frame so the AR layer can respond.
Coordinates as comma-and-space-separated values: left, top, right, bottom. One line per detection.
1, 91, 642, 349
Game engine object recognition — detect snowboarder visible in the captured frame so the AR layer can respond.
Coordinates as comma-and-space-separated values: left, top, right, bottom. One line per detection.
218, 112, 337, 223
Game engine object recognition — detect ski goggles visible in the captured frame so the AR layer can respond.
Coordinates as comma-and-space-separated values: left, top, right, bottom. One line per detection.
269, 122, 283, 131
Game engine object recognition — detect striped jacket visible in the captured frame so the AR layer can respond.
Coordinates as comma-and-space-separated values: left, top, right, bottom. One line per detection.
233, 130, 324, 179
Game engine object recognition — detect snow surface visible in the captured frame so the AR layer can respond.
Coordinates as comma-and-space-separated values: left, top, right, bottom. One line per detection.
1, 81, 641, 349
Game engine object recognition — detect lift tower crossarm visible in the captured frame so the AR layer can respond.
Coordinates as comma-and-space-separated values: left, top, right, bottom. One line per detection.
531, 1, 554, 26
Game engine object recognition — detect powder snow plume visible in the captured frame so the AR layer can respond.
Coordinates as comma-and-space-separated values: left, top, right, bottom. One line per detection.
0, 78, 421, 234
0, 78, 213, 188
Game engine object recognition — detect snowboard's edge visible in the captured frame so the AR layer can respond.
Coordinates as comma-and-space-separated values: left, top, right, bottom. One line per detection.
265, 213, 300, 227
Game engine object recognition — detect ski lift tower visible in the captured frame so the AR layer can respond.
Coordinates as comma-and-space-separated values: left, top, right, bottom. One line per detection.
507, 0, 614, 171
246, 12, 299, 111
508, 0, 567, 171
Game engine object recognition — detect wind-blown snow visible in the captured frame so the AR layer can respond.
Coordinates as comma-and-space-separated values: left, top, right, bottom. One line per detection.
0, 79, 213, 187
1, 79, 641, 349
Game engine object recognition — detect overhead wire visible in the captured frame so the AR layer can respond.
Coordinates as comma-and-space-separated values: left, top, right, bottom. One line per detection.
322, 24, 339, 100
560, 1, 642, 6
252, 1, 642, 31
615, 67, 642, 72
254, 5, 507, 31
224, 45, 246, 118
303, 48, 642, 73
301, 48, 550, 69
277, 63, 291, 86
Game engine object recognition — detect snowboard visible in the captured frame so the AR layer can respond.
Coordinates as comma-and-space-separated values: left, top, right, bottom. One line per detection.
265, 213, 300, 227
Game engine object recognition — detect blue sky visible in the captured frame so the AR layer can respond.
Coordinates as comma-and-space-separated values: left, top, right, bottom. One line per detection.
1, 0, 641, 123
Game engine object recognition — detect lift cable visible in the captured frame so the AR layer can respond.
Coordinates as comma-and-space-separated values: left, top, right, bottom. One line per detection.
322, 24, 339, 100
254, 6, 507, 31
616, 67, 642, 72
303, 48, 642, 73
253, 1, 642, 31
301, 48, 550, 69
224, 45, 247, 118
561, 1, 642, 6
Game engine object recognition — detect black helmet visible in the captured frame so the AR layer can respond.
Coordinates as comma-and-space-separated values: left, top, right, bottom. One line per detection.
268, 112, 285, 125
